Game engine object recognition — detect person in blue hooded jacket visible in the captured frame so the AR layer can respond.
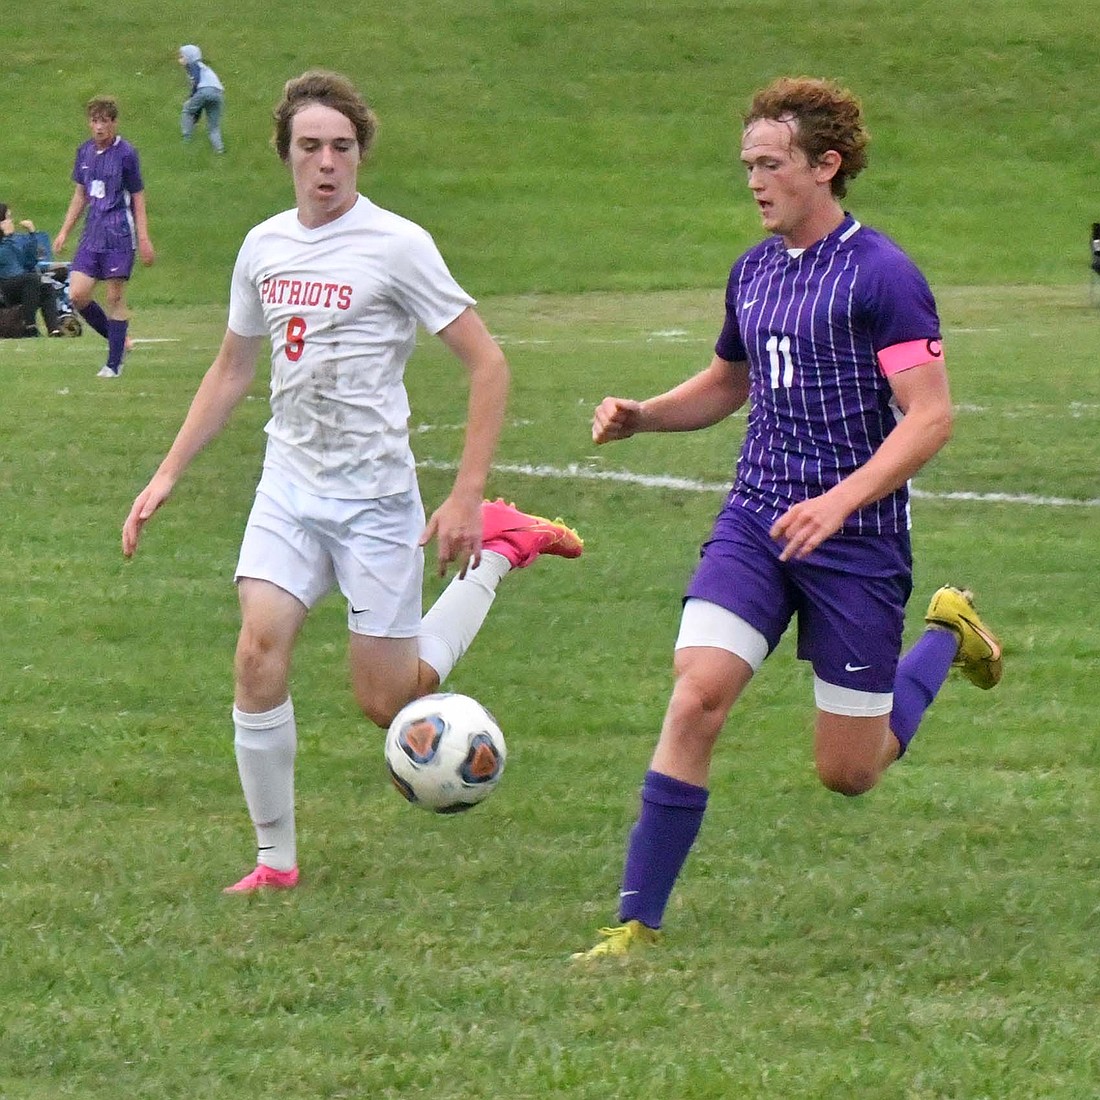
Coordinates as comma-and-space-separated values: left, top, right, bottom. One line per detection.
0, 203, 62, 336
178, 45, 225, 154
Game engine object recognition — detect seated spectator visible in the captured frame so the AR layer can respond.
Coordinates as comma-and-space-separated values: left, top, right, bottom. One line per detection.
0, 203, 62, 336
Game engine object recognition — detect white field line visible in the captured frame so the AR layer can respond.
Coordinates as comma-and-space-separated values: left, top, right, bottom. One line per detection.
492, 326, 999, 347
415, 458, 1100, 509
494, 335, 708, 346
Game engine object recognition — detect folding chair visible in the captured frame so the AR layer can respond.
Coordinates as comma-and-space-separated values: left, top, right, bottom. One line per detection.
32, 230, 82, 335
1090, 223, 1100, 305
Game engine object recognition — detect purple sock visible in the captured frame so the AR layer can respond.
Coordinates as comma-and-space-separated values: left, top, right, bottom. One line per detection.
106, 318, 129, 369
78, 300, 109, 339
890, 628, 958, 755
619, 769, 708, 929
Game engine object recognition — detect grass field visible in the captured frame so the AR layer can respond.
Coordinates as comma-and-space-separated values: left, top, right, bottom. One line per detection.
2, 285, 1099, 1098
4, 0, 1100, 1096
9, 0, 1100, 300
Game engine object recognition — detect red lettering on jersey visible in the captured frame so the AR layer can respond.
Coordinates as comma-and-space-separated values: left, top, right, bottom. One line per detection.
259, 277, 353, 310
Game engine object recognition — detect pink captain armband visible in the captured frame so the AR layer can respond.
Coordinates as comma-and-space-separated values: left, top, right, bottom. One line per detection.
877, 337, 945, 376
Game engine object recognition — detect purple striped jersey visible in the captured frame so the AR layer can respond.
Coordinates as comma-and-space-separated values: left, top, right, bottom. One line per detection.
715, 214, 943, 534
70, 136, 145, 253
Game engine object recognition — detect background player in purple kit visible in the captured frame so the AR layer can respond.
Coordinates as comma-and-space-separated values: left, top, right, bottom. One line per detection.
574, 76, 1004, 959
54, 96, 156, 378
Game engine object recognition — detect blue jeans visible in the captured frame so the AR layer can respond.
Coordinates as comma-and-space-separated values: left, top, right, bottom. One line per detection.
181, 87, 225, 152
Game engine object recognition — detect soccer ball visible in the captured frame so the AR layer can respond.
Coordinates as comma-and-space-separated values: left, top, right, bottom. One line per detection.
384, 692, 507, 814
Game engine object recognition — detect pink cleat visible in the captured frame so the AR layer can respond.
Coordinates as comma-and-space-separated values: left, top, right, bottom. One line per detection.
481, 499, 584, 569
223, 864, 299, 894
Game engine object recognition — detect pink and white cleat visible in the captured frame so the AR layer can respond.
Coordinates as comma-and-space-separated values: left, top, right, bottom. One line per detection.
481, 499, 584, 569
223, 864, 300, 894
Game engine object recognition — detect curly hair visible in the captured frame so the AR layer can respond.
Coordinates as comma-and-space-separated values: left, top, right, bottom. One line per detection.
744, 77, 869, 198
272, 70, 377, 162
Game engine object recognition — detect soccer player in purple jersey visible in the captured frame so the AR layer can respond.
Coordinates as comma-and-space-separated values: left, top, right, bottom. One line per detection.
54, 96, 156, 378
573, 77, 1004, 959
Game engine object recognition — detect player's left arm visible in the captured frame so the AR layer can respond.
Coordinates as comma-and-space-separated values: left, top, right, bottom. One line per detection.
424, 307, 510, 577
771, 359, 953, 560
130, 189, 155, 266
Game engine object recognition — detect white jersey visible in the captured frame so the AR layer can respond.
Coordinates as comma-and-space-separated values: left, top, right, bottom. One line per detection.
228, 194, 475, 498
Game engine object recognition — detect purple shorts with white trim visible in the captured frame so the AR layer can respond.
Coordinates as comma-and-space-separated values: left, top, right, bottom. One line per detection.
684, 503, 912, 693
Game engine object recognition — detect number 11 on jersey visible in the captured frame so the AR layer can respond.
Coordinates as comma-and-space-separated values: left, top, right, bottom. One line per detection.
766, 334, 793, 389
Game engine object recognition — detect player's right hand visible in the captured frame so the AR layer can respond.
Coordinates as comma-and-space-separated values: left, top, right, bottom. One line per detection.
592, 396, 643, 444
420, 493, 482, 579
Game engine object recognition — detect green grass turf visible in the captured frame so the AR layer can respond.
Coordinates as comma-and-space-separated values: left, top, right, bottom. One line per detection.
1, 287, 1099, 1097
8, 0, 1100, 303
4, 0, 1100, 1094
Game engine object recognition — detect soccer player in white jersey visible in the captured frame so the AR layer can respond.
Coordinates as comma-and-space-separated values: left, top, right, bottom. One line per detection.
573, 77, 1002, 958
121, 71, 582, 893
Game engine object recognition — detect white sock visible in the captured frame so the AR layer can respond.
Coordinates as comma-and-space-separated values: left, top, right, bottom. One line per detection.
232, 697, 297, 871
418, 549, 511, 684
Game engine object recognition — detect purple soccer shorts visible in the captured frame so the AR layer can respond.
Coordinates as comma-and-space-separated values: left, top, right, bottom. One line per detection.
684, 502, 912, 693
71, 242, 135, 282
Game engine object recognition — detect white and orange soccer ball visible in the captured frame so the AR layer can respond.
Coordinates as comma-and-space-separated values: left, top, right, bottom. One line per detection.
384, 693, 507, 814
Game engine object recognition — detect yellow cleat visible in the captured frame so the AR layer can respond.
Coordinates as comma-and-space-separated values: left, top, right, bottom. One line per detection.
925, 585, 1003, 690
571, 920, 660, 961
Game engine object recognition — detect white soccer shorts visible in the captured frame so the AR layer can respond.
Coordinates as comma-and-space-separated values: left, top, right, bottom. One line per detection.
235, 470, 425, 637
